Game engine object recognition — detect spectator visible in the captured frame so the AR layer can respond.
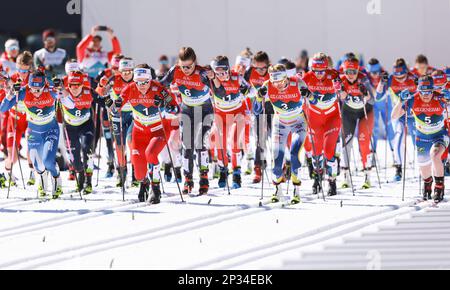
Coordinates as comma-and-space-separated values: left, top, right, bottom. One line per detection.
0, 39, 20, 76
156, 55, 170, 78
76, 25, 121, 78
33, 29, 68, 78
295, 49, 309, 74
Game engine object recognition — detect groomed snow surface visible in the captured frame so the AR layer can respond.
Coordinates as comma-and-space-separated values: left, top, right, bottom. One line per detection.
0, 140, 447, 270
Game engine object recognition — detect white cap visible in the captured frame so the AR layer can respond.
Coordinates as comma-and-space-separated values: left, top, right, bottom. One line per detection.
65, 61, 80, 74
119, 59, 135, 71
133, 68, 152, 81
5, 39, 19, 51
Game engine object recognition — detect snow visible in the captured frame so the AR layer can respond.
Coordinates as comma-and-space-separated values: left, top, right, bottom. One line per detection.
0, 140, 444, 269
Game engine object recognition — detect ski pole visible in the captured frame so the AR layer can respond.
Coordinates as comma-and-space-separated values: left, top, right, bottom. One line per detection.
95, 107, 102, 187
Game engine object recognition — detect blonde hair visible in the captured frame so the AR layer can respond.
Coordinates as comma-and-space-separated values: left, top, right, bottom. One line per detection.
268, 64, 286, 74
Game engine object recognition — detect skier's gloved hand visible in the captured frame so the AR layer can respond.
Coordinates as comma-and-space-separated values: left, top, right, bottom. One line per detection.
239, 84, 249, 95
104, 96, 114, 108
359, 83, 368, 96
256, 86, 267, 101
13, 82, 21, 93
154, 95, 163, 108
114, 97, 123, 108
52, 77, 62, 88
381, 72, 389, 83
300, 87, 311, 99
399, 89, 413, 104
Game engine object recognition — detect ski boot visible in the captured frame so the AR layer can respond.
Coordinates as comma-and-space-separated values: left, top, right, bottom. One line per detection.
83, 173, 93, 195
76, 171, 85, 192
341, 168, 351, 189
27, 171, 36, 186
328, 179, 337, 196
174, 167, 182, 183
252, 165, 261, 184
105, 162, 115, 178
164, 163, 172, 182
0, 173, 6, 189
245, 158, 254, 175
291, 174, 302, 204
432, 177, 445, 203
138, 179, 150, 202
131, 167, 139, 188
6, 173, 17, 187
271, 180, 283, 203
312, 174, 322, 195
423, 177, 433, 201
361, 170, 371, 189
218, 166, 228, 188
306, 157, 314, 179
393, 165, 402, 182
37, 173, 48, 198
149, 182, 162, 204
52, 175, 63, 200
232, 168, 242, 189
199, 170, 209, 195
116, 167, 127, 188
183, 173, 194, 195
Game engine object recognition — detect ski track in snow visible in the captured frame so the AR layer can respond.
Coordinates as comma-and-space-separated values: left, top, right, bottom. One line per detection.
0, 141, 445, 269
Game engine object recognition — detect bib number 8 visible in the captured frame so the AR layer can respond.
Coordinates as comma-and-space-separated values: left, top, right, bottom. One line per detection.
75, 110, 82, 117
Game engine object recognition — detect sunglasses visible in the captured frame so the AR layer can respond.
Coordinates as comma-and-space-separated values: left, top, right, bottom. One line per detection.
121, 70, 133, 74
215, 70, 229, 77
30, 87, 44, 93
18, 69, 29, 73
69, 83, 82, 88
419, 90, 433, 95
180, 63, 195, 70
313, 70, 326, 75
255, 66, 268, 72
136, 80, 150, 86
345, 69, 358, 75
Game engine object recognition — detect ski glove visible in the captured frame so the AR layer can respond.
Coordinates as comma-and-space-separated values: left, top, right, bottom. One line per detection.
399, 89, 413, 104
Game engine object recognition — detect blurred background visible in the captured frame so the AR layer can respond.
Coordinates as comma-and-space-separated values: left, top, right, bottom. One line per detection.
1, 0, 450, 68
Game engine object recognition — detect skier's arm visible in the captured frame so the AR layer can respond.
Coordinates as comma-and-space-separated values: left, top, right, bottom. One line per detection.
376, 73, 390, 101
253, 82, 268, 115
0, 87, 24, 112
107, 33, 122, 62
76, 34, 93, 63
391, 100, 405, 120
158, 66, 176, 88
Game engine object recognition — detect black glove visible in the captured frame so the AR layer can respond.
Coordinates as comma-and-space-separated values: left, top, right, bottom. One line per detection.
154, 95, 164, 107
13, 83, 21, 93
359, 83, 368, 96
239, 84, 249, 95
114, 97, 123, 108
258, 86, 267, 99
300, 87, 311, 98
52, 78, 62, 88
104, 96, 113, 108
381, 72, 389, 82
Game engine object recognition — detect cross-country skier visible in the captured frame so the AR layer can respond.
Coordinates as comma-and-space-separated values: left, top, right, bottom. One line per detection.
254, 64, 307, 204
159, 47, 221, 196
0, 71, 74, 199
392, 76, 448, 203
106, 64, 180, 204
